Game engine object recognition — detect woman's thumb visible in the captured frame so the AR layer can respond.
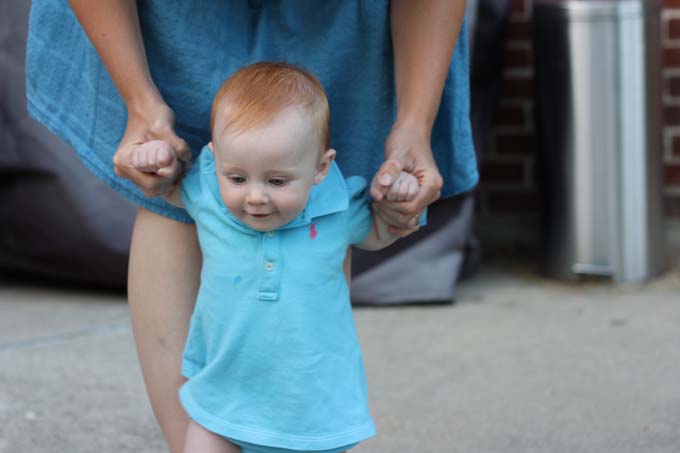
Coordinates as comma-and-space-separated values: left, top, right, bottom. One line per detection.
157, 158, 181, 178
169, 135, 191, 162
377, 159, 403, 187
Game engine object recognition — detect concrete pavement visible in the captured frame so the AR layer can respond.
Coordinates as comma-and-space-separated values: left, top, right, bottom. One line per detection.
1, 251, 679, 452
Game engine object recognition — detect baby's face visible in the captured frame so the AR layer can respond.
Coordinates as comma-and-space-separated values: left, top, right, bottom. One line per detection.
212, 108, 330, 232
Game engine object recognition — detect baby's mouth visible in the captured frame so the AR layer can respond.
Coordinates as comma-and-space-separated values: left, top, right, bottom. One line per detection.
247, 212, 273, 218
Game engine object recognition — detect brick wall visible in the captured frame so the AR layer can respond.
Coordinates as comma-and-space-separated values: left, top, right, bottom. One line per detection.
477, 0, 680, 250
663, 0, 680, 214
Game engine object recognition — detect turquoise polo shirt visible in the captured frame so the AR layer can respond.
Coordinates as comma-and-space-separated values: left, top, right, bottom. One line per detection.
178, 146, 376, 450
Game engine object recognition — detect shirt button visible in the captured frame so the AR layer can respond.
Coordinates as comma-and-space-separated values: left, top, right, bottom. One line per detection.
267, 231, 274, 238
265, 261, 274, 271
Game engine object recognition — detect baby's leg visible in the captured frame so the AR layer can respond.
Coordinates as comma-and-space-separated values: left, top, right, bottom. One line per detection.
183, 419, 241, 453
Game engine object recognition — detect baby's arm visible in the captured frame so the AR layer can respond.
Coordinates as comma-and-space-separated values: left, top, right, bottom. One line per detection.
130, 140, 184, 207
358, 171, 420, 251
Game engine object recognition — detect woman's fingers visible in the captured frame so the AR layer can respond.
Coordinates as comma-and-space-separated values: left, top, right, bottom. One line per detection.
116, 143, 178, 197
373, 123, 443, 229
388, 224, 420, 237
113, 102, 192, 197
157, 158, 181, 178
373, 173, 438, 228
121, 165, 167, 198
373, 208, 420, 237
373, 201, 421, 227
170, 136, 192, 165
370, 159, 402, 201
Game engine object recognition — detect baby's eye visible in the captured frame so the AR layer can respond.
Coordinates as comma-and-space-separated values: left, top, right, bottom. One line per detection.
269, 178, 287, 186
229, 176, 246, 184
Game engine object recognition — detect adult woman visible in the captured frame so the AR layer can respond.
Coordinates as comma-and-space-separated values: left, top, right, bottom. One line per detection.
26, 1, 476, 451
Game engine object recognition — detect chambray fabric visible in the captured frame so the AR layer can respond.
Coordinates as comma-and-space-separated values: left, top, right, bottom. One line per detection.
177, 147, 375, 450
26, 0, 478, 224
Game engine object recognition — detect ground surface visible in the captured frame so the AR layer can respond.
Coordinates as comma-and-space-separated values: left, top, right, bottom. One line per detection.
1, 252, 679, 453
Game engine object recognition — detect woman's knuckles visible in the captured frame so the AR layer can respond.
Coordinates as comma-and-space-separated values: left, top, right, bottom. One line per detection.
149, 119, 173, 136
174, 139, 191, 159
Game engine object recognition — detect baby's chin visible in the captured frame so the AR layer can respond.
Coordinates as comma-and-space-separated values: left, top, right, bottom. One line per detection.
239, 211, 300, 232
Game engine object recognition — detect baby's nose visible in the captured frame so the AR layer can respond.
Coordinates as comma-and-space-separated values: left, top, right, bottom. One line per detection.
246, 187, 268, 205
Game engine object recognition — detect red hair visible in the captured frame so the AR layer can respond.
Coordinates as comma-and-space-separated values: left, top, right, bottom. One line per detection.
210, 62, 330, 151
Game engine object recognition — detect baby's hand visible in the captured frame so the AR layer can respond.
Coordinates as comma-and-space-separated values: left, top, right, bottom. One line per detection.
130, 139, 182, 178
383, 170, 419, 202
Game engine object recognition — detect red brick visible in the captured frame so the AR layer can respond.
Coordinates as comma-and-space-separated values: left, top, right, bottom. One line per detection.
669, 76, 680, 97
664, 49, 680, 68
481, 162, 525, 184
502, 77, 534, 99
507, 20, 532, 41
664, 193, 680, 217
665, 106, 680, 126
511, 0, 527, 16
674, 135, 680, 158
669, 18, 680, 40
666, 164, 680, 185
495, 134, 536, 155
664, 0, 680, 8
486, 190, 540, 213
494, 104, 526, 128
504, 47, 533, 69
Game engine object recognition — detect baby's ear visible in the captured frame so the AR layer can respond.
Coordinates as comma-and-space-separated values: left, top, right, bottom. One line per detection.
314, 149, 336, 185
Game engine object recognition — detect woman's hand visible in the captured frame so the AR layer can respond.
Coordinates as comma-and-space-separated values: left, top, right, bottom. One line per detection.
68, 1, 191, 197
371, 0, 464, 235
113, 101, 191, 197
370, 121, 443, 235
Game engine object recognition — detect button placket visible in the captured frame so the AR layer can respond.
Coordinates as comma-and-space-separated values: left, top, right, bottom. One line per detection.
258, 231, 280, 301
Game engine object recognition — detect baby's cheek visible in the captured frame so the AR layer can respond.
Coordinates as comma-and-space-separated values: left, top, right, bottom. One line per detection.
279, 184, 312, 213
278, 200, 306, 221
219, 185, 241, 211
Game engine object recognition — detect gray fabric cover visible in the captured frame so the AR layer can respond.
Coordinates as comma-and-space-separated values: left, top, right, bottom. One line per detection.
350, 194, 477, 304
1, 0, 135, 286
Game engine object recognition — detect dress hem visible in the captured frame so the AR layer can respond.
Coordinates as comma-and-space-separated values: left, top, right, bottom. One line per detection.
179, 385, 377, 450
26, 95, 195, 224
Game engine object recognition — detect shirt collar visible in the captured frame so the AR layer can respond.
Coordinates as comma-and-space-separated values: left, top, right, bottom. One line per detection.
199, 145, 349, 234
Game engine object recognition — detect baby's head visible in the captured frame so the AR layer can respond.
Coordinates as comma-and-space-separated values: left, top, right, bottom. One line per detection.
209, 62, 335, 231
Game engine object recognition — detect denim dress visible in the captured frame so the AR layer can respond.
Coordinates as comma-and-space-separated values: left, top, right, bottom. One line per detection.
26, 0, 478, 224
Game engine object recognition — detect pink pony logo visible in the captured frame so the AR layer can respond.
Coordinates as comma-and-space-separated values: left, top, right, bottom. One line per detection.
309, 224, 318, 239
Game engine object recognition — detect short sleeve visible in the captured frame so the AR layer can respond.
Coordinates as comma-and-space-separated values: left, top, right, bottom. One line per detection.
179, 159, 204, 220
344, 176, 373, 245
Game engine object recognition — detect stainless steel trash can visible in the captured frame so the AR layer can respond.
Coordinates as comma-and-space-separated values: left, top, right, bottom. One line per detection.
534, 0, 666, 282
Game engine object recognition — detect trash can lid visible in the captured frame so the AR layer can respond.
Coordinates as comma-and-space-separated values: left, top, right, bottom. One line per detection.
534, 0, 661, 20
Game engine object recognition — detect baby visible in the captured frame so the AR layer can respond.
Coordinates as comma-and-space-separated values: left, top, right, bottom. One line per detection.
132, 62, 420, 453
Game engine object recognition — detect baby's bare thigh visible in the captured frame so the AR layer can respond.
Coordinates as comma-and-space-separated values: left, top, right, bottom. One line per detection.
184, 419, 240, 453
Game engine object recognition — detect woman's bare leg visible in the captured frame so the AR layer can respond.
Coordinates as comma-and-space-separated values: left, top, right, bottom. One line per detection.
128, 207, 202, 453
